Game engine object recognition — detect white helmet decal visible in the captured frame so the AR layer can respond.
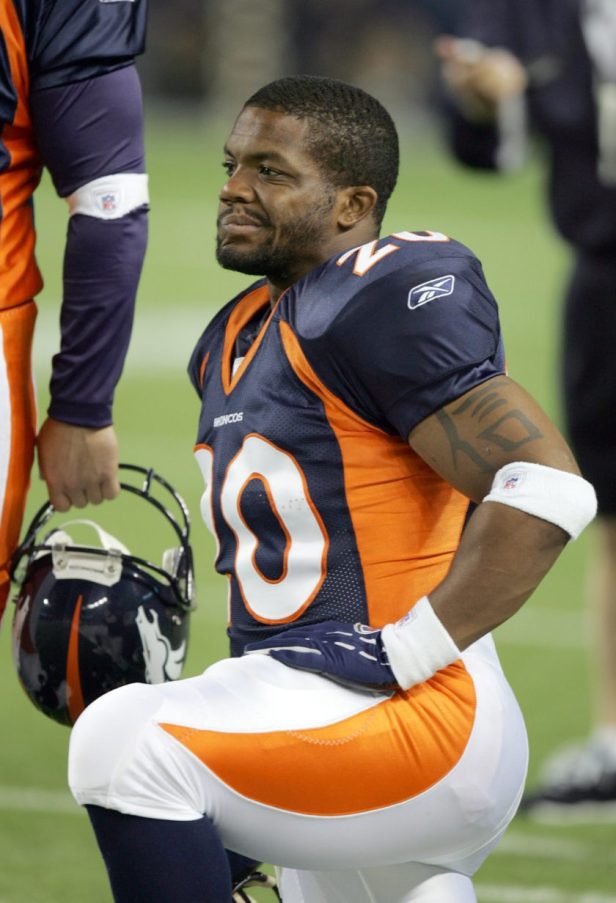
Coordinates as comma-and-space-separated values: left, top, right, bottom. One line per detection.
135, 606, 187, 683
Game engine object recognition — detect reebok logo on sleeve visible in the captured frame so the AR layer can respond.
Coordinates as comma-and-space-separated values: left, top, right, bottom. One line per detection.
407, 275, 455, 309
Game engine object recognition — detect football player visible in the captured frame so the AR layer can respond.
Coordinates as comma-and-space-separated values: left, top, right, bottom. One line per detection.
68, 76, 597, 902
0, 0, 148, 623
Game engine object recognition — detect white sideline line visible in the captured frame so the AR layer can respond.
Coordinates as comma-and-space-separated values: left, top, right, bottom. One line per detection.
496, 832, 588, 861
495, 607, 588, 650
477, 885, 616, 903
0, 786, 613, 873
494, 832, 603, 862
0, 785, 80, 815
32, 301, 212, 374
1, 790, 615, 901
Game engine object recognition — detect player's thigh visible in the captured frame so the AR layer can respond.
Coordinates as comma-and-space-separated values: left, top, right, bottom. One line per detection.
278, 863, 477, 903
70, 647, 526, 873
68, 653, 391, 819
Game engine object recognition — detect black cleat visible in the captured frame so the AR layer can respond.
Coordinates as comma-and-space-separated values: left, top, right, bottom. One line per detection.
232, 870, 281, 902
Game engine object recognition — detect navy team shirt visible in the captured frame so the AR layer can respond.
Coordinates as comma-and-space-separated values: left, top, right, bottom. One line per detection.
189, 232, 506, 655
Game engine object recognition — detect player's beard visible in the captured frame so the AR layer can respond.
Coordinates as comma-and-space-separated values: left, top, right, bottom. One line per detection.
216, 194, 336, 284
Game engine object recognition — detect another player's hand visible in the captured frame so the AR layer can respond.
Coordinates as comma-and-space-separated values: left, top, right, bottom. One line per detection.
37, 417, 120, 512
435, 35, 527, 121
245, 620, 398, 691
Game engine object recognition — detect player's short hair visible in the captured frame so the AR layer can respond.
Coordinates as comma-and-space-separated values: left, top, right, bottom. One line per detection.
244, 75, 399, 228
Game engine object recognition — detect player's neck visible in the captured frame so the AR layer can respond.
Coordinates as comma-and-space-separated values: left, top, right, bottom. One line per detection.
267, 227, 380, 304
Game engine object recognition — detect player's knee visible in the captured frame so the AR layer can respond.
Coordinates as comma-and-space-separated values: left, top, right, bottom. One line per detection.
69, 682, 161, 805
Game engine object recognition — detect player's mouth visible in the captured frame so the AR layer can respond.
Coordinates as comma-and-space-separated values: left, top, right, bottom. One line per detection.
218, 213, 269, 238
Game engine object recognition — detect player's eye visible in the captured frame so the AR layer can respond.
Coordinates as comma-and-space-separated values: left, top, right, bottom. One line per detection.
259, 165, 282, 177
222, 160, 236, 177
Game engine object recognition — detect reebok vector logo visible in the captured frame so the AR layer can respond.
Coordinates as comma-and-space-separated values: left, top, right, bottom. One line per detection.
407, 275, 455, 309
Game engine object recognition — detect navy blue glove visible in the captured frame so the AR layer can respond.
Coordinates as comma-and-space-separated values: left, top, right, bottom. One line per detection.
244, 620, 398, 691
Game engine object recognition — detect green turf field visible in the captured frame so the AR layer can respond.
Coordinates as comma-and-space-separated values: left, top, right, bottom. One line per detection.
1, 112, 614, 902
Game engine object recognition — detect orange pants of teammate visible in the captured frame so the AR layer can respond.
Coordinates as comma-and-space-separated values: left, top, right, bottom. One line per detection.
0, 300, 37, 621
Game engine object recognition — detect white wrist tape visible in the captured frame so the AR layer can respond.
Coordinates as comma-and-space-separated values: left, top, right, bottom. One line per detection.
66, 173, 149, 220
483, 461, 597, 540
381, 596, 460, 690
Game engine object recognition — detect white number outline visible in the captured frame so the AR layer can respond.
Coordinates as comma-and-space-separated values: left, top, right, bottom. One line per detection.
196, 434, 329, 624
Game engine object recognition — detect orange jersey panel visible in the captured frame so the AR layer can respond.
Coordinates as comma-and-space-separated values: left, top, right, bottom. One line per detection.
279, 320, 469, 627
0, 1, 43, 310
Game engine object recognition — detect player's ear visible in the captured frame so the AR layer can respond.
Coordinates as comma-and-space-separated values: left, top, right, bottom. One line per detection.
336, 186, 378, 230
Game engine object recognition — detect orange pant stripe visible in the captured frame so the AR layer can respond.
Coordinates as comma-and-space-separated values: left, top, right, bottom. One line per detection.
161, 661, 476, 817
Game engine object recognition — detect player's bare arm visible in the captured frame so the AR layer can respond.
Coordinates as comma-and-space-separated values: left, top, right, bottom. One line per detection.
410, 375, 578, 499
248, 373, 595, 691
409, 375, 582, 650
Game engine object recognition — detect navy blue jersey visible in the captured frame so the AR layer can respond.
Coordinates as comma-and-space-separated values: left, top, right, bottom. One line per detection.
189, 232, 506, 655
7, 0, 147, 90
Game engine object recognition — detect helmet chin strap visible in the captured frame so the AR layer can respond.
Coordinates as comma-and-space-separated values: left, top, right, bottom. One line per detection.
47, 520, 131, 555
44, 522, 131, 587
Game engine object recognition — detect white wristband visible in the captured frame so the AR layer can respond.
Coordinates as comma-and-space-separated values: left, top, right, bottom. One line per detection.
381, 596, 460, 690
483, 462, 597, 541
66, 173, 149, 220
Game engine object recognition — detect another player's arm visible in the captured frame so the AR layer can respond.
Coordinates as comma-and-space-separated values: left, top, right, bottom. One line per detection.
31, 67, 148, 511
408, 374, 585, 650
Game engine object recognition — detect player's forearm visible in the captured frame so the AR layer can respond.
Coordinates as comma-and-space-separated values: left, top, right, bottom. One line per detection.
48, 207, 148, 427
428, 500, 568, 650
30, 66, 149, 428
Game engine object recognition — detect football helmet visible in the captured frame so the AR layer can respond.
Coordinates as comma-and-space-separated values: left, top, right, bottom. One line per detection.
11, 464, 195, 727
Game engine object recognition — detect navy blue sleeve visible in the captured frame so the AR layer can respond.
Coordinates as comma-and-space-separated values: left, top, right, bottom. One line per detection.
0, 28, 17, 170
30, 65, 145, 195
29, 66, 148, 428
300, 255, 505, 438
28, 0, 147, 90
48, 209, 147, 427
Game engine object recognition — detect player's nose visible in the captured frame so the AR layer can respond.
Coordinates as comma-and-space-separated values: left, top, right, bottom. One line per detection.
219, 167, 255, 203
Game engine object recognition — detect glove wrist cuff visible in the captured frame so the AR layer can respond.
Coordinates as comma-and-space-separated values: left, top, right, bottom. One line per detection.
381, 596, 460, 690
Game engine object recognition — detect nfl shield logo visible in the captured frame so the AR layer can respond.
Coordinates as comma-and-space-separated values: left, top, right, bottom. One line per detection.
503, 474, 521, 491
100, 193, 118, 212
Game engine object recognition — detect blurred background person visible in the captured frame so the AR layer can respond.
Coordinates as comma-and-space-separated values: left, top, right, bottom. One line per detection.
436, 0, 616, 815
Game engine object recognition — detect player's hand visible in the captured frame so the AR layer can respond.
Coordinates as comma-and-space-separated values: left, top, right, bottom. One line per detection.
37, 417, 120, 512
245, 620, 398, 691
435, 36, 527, 121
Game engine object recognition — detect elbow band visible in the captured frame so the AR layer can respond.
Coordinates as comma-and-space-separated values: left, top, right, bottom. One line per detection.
381, 596, 460, 689
483, 461, 597, 540
66, 173, 149, 220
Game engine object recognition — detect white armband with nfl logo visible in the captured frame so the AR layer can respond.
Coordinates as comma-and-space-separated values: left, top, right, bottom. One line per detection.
380, 462, 597, 690
67, 173, 149, 220
483, 461, 597, 540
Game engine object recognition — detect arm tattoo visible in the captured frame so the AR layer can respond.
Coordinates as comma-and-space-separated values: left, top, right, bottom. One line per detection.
437, 379, 544, 472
